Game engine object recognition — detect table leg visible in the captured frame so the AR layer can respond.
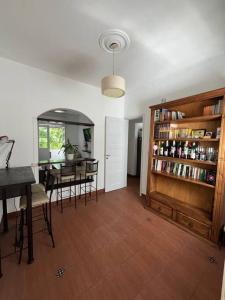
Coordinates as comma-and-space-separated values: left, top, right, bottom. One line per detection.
26, 184, 34, 264
2, 189, 8, 232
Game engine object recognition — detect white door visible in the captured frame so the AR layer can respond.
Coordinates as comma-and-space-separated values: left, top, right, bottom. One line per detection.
105, 116, 128, 192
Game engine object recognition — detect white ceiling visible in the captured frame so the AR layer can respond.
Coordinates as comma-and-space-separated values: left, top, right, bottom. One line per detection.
0, 0, 225, 105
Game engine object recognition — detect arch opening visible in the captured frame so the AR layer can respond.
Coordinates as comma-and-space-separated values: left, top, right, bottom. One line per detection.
37, 108, 94, 163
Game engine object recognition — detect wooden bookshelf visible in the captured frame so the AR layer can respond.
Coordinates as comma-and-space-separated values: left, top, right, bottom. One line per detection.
147, 87, 225, 243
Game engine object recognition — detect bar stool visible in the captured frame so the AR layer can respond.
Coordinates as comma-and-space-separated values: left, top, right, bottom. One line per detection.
79, 161, 98, 206
56, 163, 77, 212
16, 172, 55, 264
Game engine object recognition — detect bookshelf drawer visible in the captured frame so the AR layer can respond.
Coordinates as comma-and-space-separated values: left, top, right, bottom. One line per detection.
176, 212, 210, 238
150, 199, 173, 218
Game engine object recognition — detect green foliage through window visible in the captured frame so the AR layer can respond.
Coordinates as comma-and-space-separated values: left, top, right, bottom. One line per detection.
49, 127, 65, 150
39, 126, 65, 150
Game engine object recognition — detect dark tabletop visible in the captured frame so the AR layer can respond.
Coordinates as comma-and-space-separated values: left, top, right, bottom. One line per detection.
0, 166, 36, 188
38, 157, 95, 166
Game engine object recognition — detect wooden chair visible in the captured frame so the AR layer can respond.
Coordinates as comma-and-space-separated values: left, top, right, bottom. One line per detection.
16, 172, 55, 264
56, 163, 77, 212
79, 161, 98, 206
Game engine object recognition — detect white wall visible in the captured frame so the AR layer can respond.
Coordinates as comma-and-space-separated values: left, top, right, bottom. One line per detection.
0, 57, 124, 215
127, 118, 143, 176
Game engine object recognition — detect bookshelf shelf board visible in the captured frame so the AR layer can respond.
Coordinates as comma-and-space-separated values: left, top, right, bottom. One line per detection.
154, 138, 220, 142
149, 191, 212, 225
155, 114, 222, 124
153, 156, 217, 166
151, 170, 215, 189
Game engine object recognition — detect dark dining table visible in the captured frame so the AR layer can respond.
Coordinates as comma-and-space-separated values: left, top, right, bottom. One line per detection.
0, 166, 35, 263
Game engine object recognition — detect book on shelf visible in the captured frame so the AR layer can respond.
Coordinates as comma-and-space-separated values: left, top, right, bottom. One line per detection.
154, 109, 185, 122
203, 99, 224, 116
153, 159, 216, 185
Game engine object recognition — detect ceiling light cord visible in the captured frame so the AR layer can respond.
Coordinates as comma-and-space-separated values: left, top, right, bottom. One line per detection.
113, 48, 115, 75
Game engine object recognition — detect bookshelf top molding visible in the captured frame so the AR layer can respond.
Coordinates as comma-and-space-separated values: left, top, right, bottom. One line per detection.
149, 87, 225, 110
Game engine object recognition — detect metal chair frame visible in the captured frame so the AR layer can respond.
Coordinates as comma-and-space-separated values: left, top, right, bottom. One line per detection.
56, 163, 77, 212
79, 161, 98, 206
16, 172, 55, 264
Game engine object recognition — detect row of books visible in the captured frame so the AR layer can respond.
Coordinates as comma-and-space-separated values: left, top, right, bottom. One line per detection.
154, 124, 196, 139
154, 124, 170, 139
152, 159, 216, 185
154, 109, 185, 122
154, 125, 220, 140
203, 99, 224, 116
154, 124, 193, 139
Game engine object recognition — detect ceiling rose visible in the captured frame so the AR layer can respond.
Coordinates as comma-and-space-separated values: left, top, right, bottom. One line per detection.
98, 29, 130, 54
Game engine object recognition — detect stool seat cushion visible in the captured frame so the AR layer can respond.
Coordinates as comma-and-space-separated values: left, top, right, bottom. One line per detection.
56, 174, 76, 183
50, 169, 60, 176
20, 191, 49, 209
32, 183, 45, 193
80, 171, 98, 177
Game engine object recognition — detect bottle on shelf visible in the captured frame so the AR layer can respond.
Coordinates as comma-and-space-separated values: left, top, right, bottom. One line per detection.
177, 141, 182, 158
164, 140, 170, 157
195, 145, 200, 160
183, 141, 189, 159
190, 142, 197, 160
153, 143, 158, 156
170, 140, 176, 158
159, 141, 164, 156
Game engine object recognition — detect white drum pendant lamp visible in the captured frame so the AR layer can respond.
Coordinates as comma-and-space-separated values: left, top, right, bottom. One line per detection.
99, 29, 130, 99
102, 75, 125, 98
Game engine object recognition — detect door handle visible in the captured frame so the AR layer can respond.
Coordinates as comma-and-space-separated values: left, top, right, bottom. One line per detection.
105, 154, 111, 159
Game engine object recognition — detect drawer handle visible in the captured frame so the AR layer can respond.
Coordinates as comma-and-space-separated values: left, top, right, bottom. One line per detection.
157, 206, 161, 212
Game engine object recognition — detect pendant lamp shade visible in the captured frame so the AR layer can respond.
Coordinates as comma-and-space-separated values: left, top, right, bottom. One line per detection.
101, 75, 125, 98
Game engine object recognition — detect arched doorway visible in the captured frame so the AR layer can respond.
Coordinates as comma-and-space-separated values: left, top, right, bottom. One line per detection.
37, 108, 94, 163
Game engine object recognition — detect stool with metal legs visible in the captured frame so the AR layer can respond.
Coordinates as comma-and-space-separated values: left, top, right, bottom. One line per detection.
79, 161, 98, 206
56, 163, 77, 212
16, 172, 55, 264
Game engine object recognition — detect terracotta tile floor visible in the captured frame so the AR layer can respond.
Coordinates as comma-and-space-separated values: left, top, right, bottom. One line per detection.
0, 177, 224, 300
